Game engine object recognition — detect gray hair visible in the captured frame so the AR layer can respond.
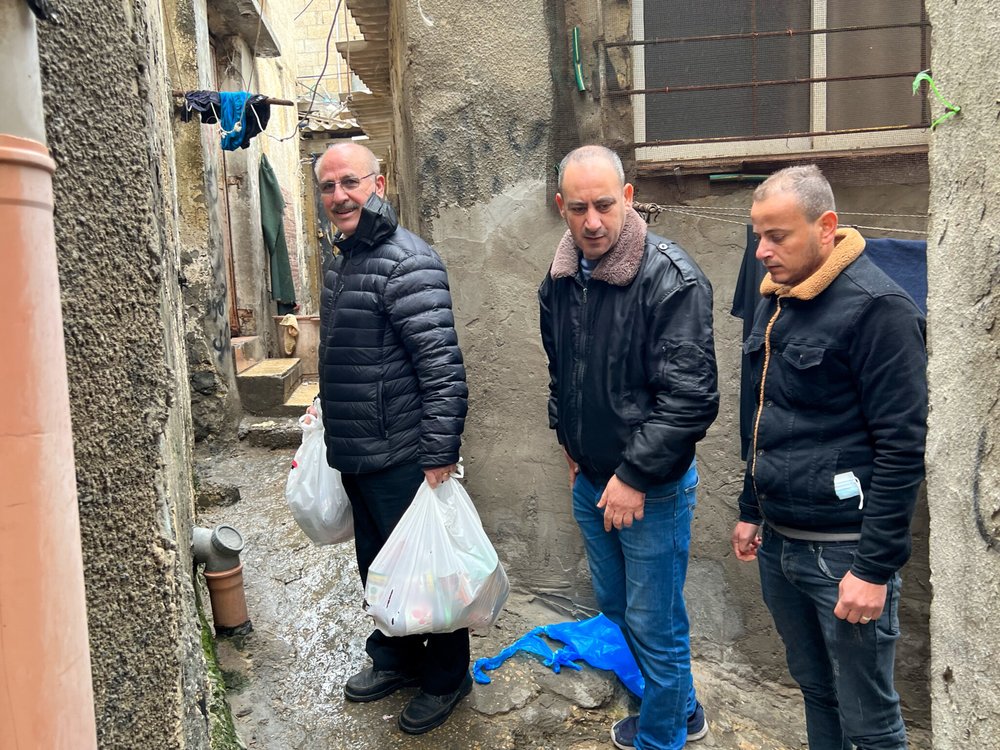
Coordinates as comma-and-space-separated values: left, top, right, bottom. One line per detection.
557, 145, 625, 191
753, 164, 836, 221
314, 141, 380, 181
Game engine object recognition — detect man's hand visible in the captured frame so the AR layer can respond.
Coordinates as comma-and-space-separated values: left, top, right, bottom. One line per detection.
731, 522, 762, 561
303, 404, 318, 425
596, 476, 645, 532
424, 465, 457, 489
834, 571, 886, 624
563, 448, 580, 490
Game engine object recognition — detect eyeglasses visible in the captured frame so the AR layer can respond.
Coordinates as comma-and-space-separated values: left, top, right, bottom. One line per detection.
318, 172, 377, 194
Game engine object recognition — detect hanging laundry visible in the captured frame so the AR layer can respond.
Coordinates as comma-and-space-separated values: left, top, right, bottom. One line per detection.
180, 91, 272, 150
259, 155, 297, 309
180, 90, 222, 123
219, 92, 252, 151
240, 95, 272, 147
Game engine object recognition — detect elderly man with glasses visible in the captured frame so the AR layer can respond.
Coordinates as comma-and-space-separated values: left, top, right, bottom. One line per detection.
313, 142, 470, 735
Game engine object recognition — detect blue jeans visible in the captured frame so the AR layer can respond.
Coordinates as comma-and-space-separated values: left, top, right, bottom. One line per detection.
757, 525, 907, 750
572, 465, 699, 750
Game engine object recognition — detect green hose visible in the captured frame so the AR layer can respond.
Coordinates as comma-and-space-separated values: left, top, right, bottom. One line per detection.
572, 27, 585, 91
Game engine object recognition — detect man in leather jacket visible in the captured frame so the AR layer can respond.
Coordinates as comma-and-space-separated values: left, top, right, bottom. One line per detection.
314, 142, 470, 735
539, 145, 719, 750
731, 165, 927, 750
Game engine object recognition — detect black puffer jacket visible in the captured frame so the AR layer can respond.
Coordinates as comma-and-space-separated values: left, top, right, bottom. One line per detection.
738, 228, 927, 584
539, 211, 719, 492
318, 194, 467, 474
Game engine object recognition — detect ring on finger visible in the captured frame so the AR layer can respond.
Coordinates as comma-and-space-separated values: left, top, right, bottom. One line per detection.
860, 616, 872, 624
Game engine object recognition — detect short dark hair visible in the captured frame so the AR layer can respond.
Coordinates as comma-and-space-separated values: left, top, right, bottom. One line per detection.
753, 164, 836, 221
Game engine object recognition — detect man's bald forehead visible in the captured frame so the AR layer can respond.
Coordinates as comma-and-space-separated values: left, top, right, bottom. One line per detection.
557, 146, 625, 191
316, 142, 380, 178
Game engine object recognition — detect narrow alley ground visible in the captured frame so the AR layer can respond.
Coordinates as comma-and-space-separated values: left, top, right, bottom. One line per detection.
195, 439, 813, 750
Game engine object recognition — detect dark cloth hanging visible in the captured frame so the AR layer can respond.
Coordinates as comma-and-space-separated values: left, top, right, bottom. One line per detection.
181, 90, 272, 150
730, 226, 765, 461
180, 90, 222, 123
730, 226, 928, 461
863, 238, 927, 314
259, 155, 297, 306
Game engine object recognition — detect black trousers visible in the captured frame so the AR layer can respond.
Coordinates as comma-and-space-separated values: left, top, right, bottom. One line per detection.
341, 460, 470, 695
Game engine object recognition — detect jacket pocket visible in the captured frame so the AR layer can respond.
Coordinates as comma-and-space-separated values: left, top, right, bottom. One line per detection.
780, 343, 828, 403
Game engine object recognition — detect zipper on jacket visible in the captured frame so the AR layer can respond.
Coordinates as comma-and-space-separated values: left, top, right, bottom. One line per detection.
750, 298, 784, 498
573, 278, 591, 460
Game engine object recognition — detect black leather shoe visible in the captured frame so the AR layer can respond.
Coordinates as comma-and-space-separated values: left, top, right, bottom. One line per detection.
344, 667, 419, 702
398, 672, 473, 735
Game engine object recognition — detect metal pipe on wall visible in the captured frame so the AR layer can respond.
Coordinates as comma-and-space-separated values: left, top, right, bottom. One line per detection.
0, 1, 98, 747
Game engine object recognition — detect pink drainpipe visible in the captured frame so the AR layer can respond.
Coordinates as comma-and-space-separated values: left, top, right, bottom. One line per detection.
0, 1, 98, 746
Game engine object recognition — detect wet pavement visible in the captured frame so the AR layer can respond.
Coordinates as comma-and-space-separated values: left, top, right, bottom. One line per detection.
195, 441, 816, 750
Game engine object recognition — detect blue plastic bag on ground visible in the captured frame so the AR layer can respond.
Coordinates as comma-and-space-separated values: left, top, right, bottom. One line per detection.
473, 613, 644, 697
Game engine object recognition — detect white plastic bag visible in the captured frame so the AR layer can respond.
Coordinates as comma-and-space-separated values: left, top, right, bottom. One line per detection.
364, 473, 509, 637
285, 399, 354, 545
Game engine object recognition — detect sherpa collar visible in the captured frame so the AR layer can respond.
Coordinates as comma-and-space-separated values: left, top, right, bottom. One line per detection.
550, 207, 648, 286
760, 227, 866, 300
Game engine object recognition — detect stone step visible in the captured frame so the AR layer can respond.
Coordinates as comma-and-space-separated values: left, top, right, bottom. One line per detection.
270, 380, 320, 418
232, 335, 265, 373
237, 358, 302, 415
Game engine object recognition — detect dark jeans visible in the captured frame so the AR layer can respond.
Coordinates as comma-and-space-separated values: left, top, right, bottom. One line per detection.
757, 525, 907, 750
341, 460, 470, 696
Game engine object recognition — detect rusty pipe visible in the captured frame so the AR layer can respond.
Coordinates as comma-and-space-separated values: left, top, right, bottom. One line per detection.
193, 525, 253, 636
0, 2, 98, 747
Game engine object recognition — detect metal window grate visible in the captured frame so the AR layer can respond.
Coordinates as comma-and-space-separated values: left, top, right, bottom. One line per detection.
618, 0, 930, 157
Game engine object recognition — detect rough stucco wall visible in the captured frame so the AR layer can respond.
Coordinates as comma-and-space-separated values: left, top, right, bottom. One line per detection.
38, 1, 209, 746
923, 3, 1000, 746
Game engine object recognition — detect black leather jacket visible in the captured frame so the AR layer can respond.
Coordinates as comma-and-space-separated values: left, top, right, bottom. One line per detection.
318, 194, 467, 474
539, 231, 719, 491
738, 248, 927, 584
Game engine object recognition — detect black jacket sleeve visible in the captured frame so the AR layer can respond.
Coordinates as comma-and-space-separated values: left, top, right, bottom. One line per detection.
538, 273, 560, 437
615, 276, 720, 490
849, 294, 927, 583
384, 253, 468, 468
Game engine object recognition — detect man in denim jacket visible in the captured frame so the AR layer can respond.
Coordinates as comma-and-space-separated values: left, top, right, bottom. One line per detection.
731, 165, 927, 750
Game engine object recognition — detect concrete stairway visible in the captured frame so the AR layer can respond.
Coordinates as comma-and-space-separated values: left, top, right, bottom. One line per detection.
236, 357, 319, 417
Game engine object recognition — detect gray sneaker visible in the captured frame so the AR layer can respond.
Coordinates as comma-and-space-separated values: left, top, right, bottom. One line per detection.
610, 704, 708, 748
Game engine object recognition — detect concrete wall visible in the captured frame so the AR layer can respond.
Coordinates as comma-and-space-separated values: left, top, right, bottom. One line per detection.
923, 2, 1000, 746
390, 0, 604, 611
37, 0, 209, 746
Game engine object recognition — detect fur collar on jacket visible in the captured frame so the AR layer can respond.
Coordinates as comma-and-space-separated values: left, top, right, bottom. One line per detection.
760, 227, 865, 300
550, 207, 648, 286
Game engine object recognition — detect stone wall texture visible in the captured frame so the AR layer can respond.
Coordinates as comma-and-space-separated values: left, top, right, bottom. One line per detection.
924, 2, 1000, 746
37, 0, 209, 746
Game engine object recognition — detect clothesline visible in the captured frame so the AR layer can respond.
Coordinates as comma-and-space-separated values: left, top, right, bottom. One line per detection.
637, 204, 928, 237
635, 202, 928, 220
171, 89, 295, 106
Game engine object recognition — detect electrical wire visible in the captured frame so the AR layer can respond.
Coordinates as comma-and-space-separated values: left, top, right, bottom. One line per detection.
646, 206, 927, 237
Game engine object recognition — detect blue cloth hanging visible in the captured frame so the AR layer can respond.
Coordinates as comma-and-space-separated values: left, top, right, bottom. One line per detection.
473, 613, 644, 697
219, 92, 253, 151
